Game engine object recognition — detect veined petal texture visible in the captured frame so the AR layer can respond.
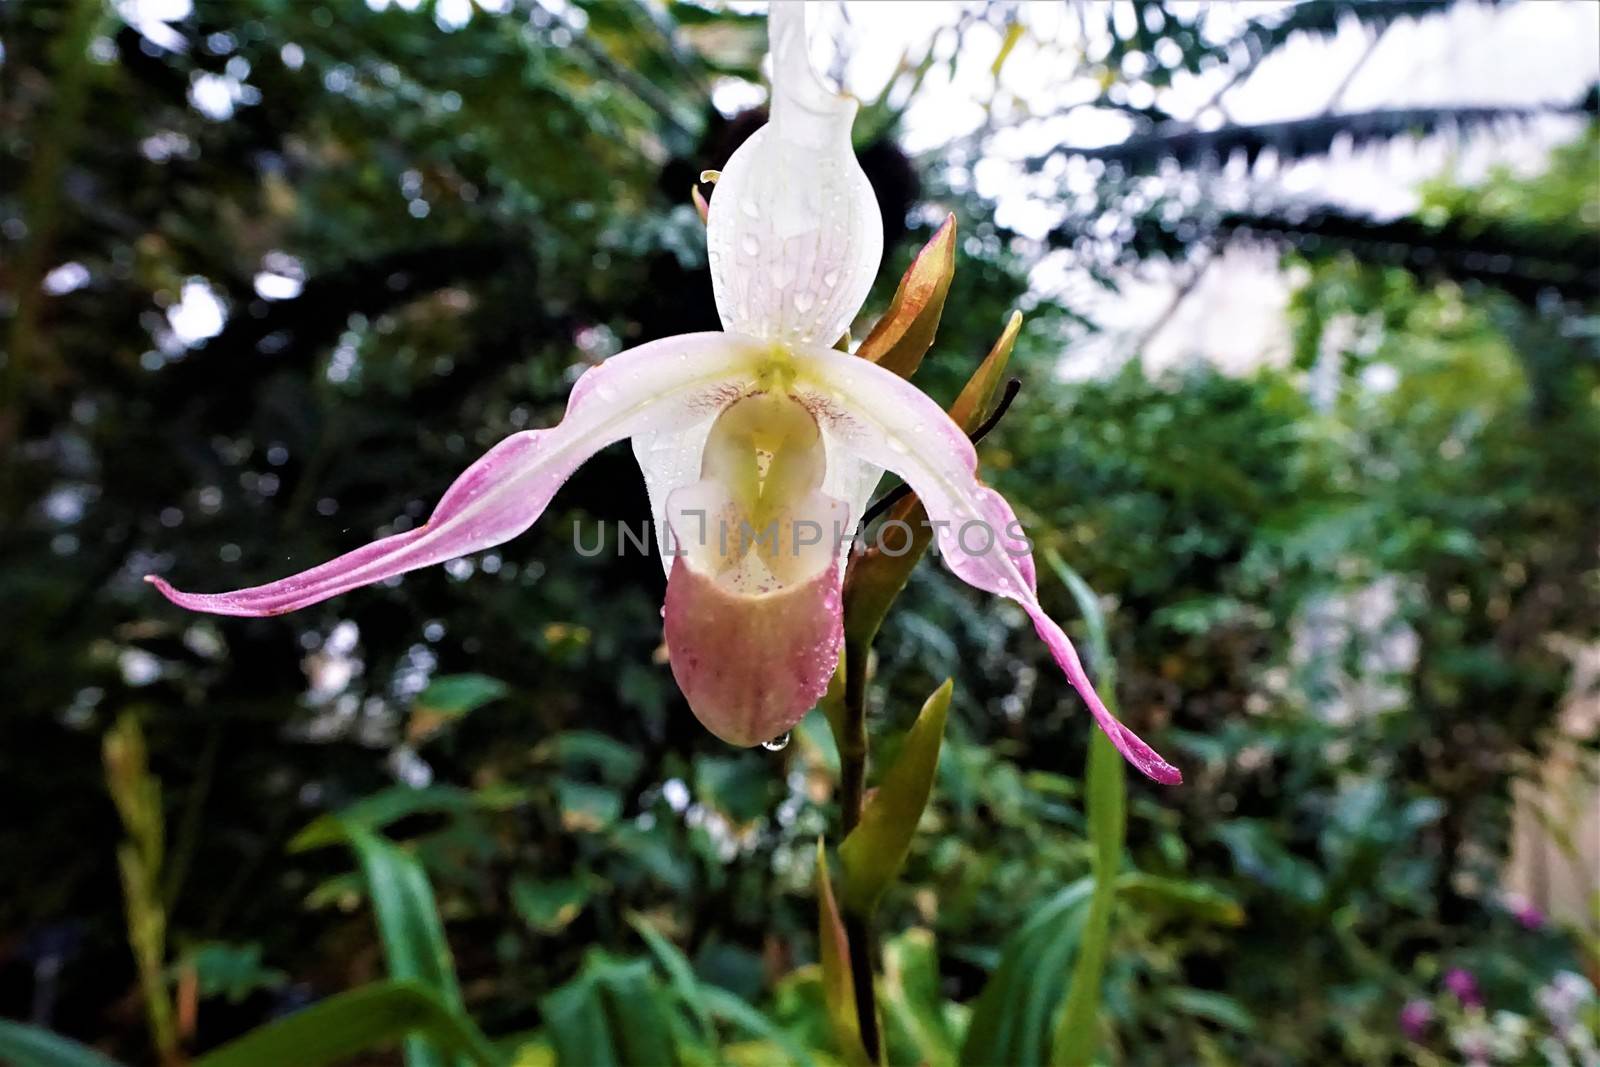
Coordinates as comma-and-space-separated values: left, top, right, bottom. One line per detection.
705, 2, 882, 347
148, 333, 761, 616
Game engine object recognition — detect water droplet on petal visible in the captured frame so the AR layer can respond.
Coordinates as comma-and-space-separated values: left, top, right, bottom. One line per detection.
887, 437, 909, 454
740, 234, 760, 257
793, 291, 815, 314
822, 270, 840, 288
740, 199, 760, 219
761, 732, 791, 752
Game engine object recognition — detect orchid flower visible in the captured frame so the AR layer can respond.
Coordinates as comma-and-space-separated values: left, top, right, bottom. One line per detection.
147, 3, 1180, 785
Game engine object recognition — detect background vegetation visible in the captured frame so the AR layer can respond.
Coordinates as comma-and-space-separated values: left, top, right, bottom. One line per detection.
2, 1, 1596, 1064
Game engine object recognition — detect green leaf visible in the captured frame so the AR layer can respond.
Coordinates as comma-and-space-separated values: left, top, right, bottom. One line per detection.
959, 879, 1095, 1067
693, 755, 780, 824
415, 673, 509, 716
179, 941, 288, 1004
1115, 873, 1246, 927
303, 871, 365, 912
555, 779, 623, 833
511, 876, 592, 935
408, 674, 510, 744
533, 731, 644, 785
192, 981, 503, 1067
880, 929, 959, 1067
346, 828, 463, 1067
946, 310, 1021, 431
856, 214, 956, 378
627, 913, 819, 1067
1214, 820, 1328, 906
0, 1020, 126, 1067
540, 953, 680, 1067
815, 841, 870, 1067
538, 977, 614, 1067
1047, 552, 1125, 1067
696, 986, 817, 1067
289, 784, 526, 852
838, 679, 952, 915
1051, 734, 1124, 1067
1162, 988, 1257, 1034
626, 913, 715, 1047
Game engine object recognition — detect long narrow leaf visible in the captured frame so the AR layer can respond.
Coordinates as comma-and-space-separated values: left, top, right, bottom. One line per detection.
629, 897, 812, 1067
856, 214, 957, 378
540, 974, 619, 1067
815, 841, 871, 1066
1048, 552, 1126, 1067
540, 954, 679, 1067
1116, 873, 1245, 927
192, 981, 502, 1067
290, 784, 525, 852
1051, 735, 1124, 1065
346, 828, 463, 1067
838, 679, 952, 915
958, 880, 1095, 1066
627, 913, 715, 1047
881, 930, 959, 1067
0, 1020, 126, 1067
697, 986, 818, 1067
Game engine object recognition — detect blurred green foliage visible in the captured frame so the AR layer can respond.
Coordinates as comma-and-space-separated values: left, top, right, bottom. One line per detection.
2, 2, 1596, 1065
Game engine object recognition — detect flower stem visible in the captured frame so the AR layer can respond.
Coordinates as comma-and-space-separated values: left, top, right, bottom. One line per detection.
838, 644, 882, 1063
839, 652, 869, 829
1046, 550, 1127, 1066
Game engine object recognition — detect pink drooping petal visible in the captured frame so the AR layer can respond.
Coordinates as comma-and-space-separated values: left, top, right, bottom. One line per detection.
663, 554, 844, 748
659, 403, 851, 747
794, 343, 1182, 785
147, 332, 762, 617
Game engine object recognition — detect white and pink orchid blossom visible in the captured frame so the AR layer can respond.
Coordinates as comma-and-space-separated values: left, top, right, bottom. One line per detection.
147, 4, 1180, 785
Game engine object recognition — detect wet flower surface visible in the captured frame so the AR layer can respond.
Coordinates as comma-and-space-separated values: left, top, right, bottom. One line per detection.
147, 4, 1179, 784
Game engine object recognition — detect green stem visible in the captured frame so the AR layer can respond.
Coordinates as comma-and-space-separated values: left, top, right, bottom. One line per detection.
842, 913, 879, 1063
1052, 732, 1125, 1065
837, 642, 881, 1064
1046, 551, 1127, 1067
839, 648, 869, 831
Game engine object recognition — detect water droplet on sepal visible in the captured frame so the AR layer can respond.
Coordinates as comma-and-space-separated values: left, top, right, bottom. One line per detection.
761, 732, 791, 752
